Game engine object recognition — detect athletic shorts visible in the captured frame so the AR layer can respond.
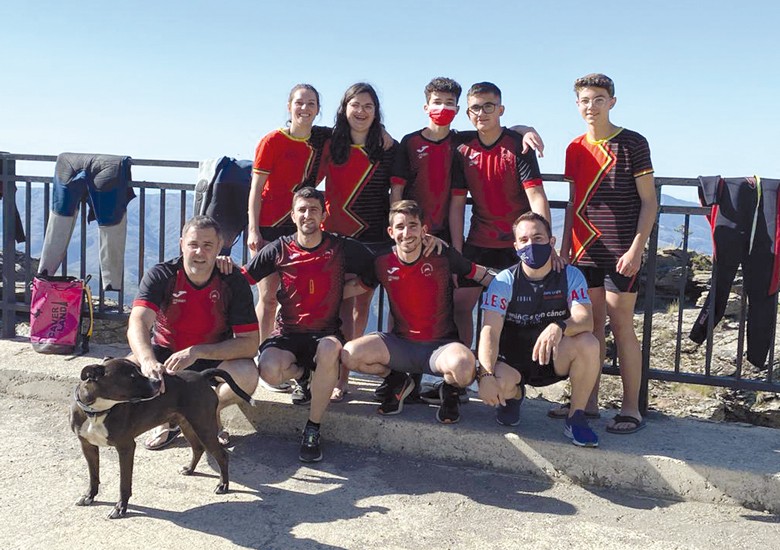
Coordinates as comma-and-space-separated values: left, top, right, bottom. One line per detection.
377, 332, 462, 375
577, 265, 640, 294
259, 225, 296, 242
259, 331, 345, 372
152, 345, 222, 373
458, 244, 517, 288
498, 352, 567, 388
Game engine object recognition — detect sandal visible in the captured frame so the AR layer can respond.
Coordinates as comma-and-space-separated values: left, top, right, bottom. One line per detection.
547, 402, 601, 420
144, 425, 181, 450
330, 387, 349, 403
606, 414, 646, 435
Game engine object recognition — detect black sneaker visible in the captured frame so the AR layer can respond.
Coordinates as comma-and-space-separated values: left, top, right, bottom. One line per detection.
377, 375, 415, 415
292, 369, 312, 406
436, 382, 461, 424
373, 377, 391, 402
299, 424, 322, 462
420, 381, 469, 405
406, 373, 424, 404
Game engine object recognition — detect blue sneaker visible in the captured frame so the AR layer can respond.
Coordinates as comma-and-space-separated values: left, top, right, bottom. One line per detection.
495, 384, 525, 427
564, 410, 599, 447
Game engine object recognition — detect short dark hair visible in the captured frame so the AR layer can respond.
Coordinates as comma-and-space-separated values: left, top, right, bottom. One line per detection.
512, 211, 552, 238
293, 186, 325, 210
424, 77, 462, 103
181, 215, 222, 240
467, 82, 502, 101
574, 73, 615, 97
389, 200, 424, 225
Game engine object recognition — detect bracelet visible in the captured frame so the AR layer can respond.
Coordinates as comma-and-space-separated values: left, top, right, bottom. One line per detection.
476, 370, 495, 381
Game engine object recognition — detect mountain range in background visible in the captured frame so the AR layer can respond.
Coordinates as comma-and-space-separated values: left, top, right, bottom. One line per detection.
8, 189, 711, 306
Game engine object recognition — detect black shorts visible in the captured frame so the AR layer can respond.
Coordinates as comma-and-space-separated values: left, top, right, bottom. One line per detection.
498, 351, 567, 387
578, 265, 640, 293
458, 244, 517, 287
259, 225, 296, 242
152, 345, 222, 373
259, 331, 345, 372
377, 332, 461, 375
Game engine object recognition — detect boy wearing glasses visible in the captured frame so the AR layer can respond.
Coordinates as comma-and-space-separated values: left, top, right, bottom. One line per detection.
554, 73, 657, 435
451, 81, 556, 347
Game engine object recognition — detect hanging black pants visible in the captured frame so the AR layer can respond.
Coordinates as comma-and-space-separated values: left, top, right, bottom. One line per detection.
689, 176, 780, 367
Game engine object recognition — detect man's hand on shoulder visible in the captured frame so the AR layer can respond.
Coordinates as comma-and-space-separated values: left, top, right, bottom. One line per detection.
422, 234, 447, 256
216, 255, 236, 275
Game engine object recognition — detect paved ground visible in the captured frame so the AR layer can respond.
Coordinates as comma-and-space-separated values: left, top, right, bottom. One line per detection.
2, 393, 779, 550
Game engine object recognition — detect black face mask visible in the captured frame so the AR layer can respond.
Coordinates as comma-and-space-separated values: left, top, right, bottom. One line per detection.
516, 242, 552, 269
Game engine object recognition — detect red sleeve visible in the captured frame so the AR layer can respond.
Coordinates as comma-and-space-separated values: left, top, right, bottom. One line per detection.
253, 131, 277, 174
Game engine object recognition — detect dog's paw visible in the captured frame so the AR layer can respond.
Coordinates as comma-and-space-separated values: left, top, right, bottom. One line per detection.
214, 482, 229, 494
180, 465, 194, 476
108, 503, 127, 519
75, 494, 95, 506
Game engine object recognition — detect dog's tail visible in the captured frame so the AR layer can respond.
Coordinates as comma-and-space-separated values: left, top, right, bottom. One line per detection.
200, 369, 257, 406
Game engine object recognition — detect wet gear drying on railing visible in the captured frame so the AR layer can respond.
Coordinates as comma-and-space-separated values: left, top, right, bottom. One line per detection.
39, 153, 135, 291
193, 157, 252, 254
689, 176, 780, 367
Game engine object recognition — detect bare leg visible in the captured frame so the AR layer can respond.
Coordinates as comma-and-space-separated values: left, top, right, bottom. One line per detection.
606, 290, 643, 429
309, 337, 342, 424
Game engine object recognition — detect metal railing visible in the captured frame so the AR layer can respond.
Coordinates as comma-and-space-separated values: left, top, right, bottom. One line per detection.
2, 153, 777, 409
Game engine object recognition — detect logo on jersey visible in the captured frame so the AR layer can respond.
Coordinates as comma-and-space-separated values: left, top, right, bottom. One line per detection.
387, 267, 400, 275
421, 263, 433, 277
468, 151, 481, 167
416, 145, 429, 159
172, 290, 187, 304
172, 291, 186, 298
209, 290, 220, 303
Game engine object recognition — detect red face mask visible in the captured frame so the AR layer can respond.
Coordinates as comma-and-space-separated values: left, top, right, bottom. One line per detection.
428, 106, 457, 126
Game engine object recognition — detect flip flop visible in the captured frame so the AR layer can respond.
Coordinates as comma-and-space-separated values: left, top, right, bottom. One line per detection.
144, 425, 181, 450
330, 387, 349, 403
606, 414, 646, 435
547, 402, 601, 420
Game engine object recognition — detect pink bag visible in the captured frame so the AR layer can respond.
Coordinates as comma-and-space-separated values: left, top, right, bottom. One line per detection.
30, 274, 93, 354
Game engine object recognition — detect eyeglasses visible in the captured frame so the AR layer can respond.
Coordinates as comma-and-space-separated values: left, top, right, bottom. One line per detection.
467, 102, 498, 115
577, 97, 609, 108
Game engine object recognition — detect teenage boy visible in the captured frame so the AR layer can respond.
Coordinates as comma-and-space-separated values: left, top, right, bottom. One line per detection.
555, 73, 657, 435
225, 187, 375, 462
341, 200, 495, 424
451, 81, 559, 347
478, 212, 600, 447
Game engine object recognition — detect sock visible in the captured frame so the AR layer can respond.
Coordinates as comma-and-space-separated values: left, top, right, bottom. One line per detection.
306, 419, 321, 431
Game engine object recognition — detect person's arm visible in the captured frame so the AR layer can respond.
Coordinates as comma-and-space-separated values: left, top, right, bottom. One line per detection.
390, 184, 403, 205
532, 301, 594, 366
448, 194, 467, 252
343, 276, 370, 300
559, 181, 575, 263
163, 330, 260, 372
477, 309, 507, 407
127, 306, 165, 383
616, 173, 657, 277
509, 125, 545, 157
247, 172, 269, 256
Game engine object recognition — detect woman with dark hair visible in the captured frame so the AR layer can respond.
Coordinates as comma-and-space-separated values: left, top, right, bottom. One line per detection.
248, 84, 331, 353
317, 82, 397, 401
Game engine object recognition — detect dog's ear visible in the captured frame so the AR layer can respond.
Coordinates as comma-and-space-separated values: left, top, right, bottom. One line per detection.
101, 356, 114, 363
80, 365, 105, 381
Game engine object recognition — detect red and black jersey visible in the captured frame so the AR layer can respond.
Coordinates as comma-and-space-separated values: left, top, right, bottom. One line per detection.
242, 232, 375, 334
452, 129, 543, 248
391, 130, 456, 237
133, 258, 258, 352
252, 126, 331, 228
318, 140, 396, 243
564, 128, 654, 268
369, 246, 476, 342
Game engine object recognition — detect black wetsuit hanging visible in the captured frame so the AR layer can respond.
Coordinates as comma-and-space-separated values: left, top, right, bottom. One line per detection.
689, 176, 780, 367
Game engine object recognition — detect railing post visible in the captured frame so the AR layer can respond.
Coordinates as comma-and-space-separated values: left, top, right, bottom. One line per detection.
639, 185, 662, 414
1, 153, 18, 338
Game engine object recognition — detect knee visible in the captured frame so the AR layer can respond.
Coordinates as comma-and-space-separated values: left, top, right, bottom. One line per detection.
340, 345, 357, 371
316, 339, 342, 371
258, 360, 285, 386
439, 348, 475, 383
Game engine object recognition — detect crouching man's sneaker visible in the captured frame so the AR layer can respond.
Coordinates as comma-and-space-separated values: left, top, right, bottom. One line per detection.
299, 422, 323, 462
436, 382, 461, 424
377, 373, 415, 415
564, 410, 599, 448
495, 384, 525, 427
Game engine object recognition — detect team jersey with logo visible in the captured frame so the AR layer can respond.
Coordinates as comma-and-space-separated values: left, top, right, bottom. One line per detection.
564, 128, 654, 268
482, 264, 590, 361
318, 140, 396, 243
133, 257, 258, 352
391, 130, 457, 236
452, 129, 544, 248
241, 232, 374, 334
368, 246, 477, 342
252, 126, 331, 228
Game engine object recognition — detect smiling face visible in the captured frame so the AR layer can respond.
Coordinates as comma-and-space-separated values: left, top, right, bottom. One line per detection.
288, 87, 320, 130
180, 226, 221, 283
345, 91, 376, 134
388, 211, 427, 256
576, 86, 616, 126
292, 196, 325, 236
467, 92, 504, 133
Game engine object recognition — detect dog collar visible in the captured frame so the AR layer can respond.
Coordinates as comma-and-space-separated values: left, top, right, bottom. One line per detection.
73, 386, 161, 417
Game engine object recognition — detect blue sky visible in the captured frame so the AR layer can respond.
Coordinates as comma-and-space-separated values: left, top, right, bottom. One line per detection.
3, 1, 779, 201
